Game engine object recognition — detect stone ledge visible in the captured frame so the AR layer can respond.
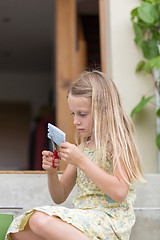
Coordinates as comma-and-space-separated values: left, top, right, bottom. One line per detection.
130, 208, 160, 240
0, 173, 159, 240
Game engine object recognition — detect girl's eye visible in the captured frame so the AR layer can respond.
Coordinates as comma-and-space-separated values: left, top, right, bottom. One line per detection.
79, 113, 86, 117
71, 112, 87, 117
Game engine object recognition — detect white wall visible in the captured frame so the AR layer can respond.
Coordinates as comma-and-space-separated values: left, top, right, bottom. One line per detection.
105, 0, 158, 173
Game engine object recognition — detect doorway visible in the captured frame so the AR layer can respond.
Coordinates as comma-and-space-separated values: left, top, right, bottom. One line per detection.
0, 0, 55, 170
0, 0, 102, 171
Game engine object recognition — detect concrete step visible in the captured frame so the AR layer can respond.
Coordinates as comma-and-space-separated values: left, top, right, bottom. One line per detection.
131, 208, 160, 240
0, 173, 160, 239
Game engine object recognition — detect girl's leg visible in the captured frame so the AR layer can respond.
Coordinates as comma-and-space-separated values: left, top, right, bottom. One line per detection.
29, 211, 90, 240
10, 222, 45, 240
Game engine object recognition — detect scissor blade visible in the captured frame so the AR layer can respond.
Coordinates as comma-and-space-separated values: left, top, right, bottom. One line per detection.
51, 137, 56, 152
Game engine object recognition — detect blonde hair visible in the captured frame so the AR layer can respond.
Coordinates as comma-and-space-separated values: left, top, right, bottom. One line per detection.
68, 70, 146, 184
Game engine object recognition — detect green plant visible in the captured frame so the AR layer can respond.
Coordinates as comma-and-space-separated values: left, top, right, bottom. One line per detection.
130, 0, 160, 149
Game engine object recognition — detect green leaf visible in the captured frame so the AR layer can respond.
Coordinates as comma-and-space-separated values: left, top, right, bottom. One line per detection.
131, 7, 139, 21
141, 39, 159, 60
137, 19, 153, 29
152, 31, 160, 41
156, 108, 160, 117
133, 23, 143, 45
155, 2, 160, 19
145, 56, 160, 72
138, 2, 159, 24
130, 95, 154, 118
144, 0, 160, 4
156, 134, 160, 149
136, 60, 146, 72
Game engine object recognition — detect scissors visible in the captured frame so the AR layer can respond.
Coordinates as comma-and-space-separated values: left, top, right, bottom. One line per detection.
47, 123, 65, 169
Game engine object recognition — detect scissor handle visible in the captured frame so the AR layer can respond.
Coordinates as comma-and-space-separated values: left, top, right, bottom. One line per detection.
52, 150, 59, 168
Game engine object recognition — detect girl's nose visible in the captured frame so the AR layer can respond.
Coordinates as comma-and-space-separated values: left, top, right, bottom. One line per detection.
74, 116, 80, 125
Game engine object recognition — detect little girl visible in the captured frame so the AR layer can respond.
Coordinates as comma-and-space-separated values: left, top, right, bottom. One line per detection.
6, 70, 146, 240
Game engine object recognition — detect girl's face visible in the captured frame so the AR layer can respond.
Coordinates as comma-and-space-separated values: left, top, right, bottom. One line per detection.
68, 94, 94, 139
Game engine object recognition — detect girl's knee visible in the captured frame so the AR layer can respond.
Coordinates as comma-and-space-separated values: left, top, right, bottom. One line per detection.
29, 211, 50, 233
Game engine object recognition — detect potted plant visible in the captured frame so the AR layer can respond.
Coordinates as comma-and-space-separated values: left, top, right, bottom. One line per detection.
130, 0, 160, 151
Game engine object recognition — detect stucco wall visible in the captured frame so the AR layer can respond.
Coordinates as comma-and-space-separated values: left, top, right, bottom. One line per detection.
105, 0, 158, 173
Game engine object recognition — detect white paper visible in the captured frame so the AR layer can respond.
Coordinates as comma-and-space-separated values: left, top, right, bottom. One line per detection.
47, 123, 66, 147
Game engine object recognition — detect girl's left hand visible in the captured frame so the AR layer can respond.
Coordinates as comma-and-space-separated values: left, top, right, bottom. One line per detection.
60, 142, 86, 167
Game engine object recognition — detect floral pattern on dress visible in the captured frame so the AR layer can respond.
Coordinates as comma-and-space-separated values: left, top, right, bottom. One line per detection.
6, 148, 136, 240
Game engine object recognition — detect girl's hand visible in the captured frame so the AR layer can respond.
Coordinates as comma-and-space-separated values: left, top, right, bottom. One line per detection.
60, 142, 86, 167
42, 150, 60, 173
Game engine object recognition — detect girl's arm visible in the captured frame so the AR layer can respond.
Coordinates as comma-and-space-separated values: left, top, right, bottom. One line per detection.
42, 150, 77, 204
60, 143, 129, 203
79, 156, 129, 202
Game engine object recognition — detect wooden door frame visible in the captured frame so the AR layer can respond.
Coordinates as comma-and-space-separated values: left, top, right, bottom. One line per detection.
55, 0, 76, 143
55, 0, 87, 171
99, 0, 107, 73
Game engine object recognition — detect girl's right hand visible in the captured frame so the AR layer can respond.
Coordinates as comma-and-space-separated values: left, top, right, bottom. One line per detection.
42, 150, 60, 173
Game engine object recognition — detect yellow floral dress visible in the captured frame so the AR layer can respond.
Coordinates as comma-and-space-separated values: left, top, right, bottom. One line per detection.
6, 148, 136, 240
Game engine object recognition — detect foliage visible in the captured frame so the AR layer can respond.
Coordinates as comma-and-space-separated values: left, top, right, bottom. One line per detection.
130, 95, 154, 118
130, 0, 160, 148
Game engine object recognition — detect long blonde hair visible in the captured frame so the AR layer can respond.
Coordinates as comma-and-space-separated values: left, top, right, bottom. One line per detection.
68, 70, 146, 184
